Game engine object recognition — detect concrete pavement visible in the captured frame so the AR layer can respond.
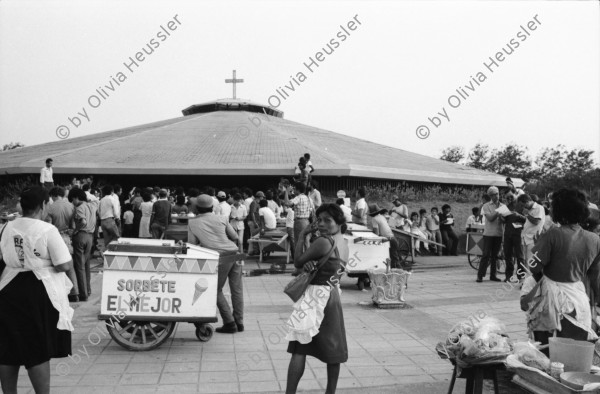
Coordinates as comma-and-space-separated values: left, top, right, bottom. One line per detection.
15, 254, 528, 393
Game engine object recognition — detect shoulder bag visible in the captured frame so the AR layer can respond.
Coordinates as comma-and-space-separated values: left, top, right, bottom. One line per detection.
284, 236, 336, 302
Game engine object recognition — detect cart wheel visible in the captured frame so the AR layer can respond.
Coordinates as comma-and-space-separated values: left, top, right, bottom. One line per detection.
195, 324, 214, 342
106, 320, 175, 351
468, 254, 481, 271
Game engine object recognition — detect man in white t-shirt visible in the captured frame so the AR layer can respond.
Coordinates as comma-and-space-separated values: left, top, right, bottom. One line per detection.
336, 198, 352, 223
215, 191, 232, 218
258, 200, 277, 232
517, 194, 545, 264
352, 187, 368, 225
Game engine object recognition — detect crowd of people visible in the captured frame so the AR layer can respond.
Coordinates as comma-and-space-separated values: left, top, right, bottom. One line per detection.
0, 158, 598, 393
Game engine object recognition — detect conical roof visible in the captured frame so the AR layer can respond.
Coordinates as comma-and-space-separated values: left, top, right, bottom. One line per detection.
0, 99, 514, 186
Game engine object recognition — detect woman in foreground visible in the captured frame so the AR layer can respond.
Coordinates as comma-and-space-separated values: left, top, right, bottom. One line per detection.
0, 186, 74, 394
285, 203, 349, 394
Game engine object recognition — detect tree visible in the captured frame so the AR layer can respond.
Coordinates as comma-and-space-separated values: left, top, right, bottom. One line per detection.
563, 148, 595, 176
2, 142, 25, 151
486, 143, 532, 178
440, 146, 465, 163
466, 143, 491, 170
534, 145, 566, 179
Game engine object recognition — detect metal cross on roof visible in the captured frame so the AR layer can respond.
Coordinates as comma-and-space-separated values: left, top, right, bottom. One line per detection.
225, 69, 244, 99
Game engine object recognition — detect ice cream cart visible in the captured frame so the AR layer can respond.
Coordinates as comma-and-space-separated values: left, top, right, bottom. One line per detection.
97, 238, 222, 351
344, 226, 393, 290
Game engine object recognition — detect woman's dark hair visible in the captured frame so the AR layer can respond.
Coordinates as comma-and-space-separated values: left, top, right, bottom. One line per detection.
142, 192, 152, 202
233, 193, 243, 201
123, 203, 133, 211
419, 208, 427, 214
188, 188, 200, 198
175, 186, 185, 196
472, 207, 480, 215
315, 203, 347, 234
20, 187, 49, 215
410, 212, 419, 220
259, 199, 268, 208
265, 190, 274, 201
176, 195, 186, 205
552, 188, 590, 225
335, 198, 344, 205
243, 188, 253, 198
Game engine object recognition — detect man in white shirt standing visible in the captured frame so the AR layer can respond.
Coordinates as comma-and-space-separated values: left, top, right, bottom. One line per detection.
215, 191, 232, 218
229, 194, 247, 253
336, 199, 352, 223
351, 187, 368, 225
40, 158, 54, 190
99, 185, 120, 250
517, 193, 545, 265
308, 180, 322, 210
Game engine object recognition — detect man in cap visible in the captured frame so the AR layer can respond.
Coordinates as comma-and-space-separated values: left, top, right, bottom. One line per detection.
517, 193, 546, 270
188, 194, 244, 334
214, 191, 232, 218
477, 186, 505, 282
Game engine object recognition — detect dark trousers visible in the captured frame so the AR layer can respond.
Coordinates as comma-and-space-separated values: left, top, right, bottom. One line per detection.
73, 232, 93, 297
150, 223, 166, 239
43, 182, 54, 190
477, 236, 502, 279
503, 232, 524, 280
122, 223, 134, 238
216, 259, 244, 325
389, 237, 410, 269
132, 210, 142, 238
440, 227, 458, 255
286, 227, 295, 261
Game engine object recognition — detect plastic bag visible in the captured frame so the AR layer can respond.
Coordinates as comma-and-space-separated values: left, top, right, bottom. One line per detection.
512, 341, 550, 373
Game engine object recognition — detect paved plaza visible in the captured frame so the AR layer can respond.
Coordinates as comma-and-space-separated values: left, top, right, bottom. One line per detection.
15, 255, 528, 393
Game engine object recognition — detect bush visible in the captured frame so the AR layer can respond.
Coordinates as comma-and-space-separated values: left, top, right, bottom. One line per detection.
0, 176, 36, 212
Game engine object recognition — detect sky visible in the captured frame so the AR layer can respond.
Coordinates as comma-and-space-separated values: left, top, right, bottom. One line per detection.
1, 0, 599, 165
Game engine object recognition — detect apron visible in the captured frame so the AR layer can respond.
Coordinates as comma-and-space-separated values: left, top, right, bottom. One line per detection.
0, 221, 74, 331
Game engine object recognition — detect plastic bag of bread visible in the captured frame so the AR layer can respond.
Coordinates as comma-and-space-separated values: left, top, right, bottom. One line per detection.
513, 341, 551, 373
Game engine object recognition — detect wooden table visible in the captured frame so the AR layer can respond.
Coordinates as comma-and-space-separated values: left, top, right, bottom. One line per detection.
248, 233, 289, 264
447, 362, 502, 394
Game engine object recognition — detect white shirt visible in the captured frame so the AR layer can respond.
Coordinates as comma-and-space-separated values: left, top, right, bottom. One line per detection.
285, 208, 295, 228
353, 198, 368, 224
372, 214, 393, 237
339, 204, 352, 223
99, 195, 119, 220
85, 191, 98, 202
244, 197, 253, 212
522, 202, 545, 245
40, 166, 53, 183
230, 204, 247, 231
110, 194, 121, 219
267, 200, 282, 218
215, 201, 232, 218
259, 207, 277, 229
309, 189, 322, 209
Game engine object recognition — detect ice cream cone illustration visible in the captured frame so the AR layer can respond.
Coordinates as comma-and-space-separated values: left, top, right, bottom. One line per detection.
192, 278, 209, 305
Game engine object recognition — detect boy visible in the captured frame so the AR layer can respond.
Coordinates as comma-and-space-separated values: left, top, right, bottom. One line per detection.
122, 203, 134, 238
426, 207, 443, 256
465, 207, 485, 232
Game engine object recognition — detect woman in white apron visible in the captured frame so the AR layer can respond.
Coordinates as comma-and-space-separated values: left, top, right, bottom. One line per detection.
525, 188, 600, 349
0, 187, 74, 394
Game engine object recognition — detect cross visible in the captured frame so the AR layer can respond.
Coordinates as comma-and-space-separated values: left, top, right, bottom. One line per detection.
225, 69, 244, 99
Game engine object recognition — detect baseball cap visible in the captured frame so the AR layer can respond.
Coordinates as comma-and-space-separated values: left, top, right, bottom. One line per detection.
255, 191, 265, 198
217, 191, 226, 198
